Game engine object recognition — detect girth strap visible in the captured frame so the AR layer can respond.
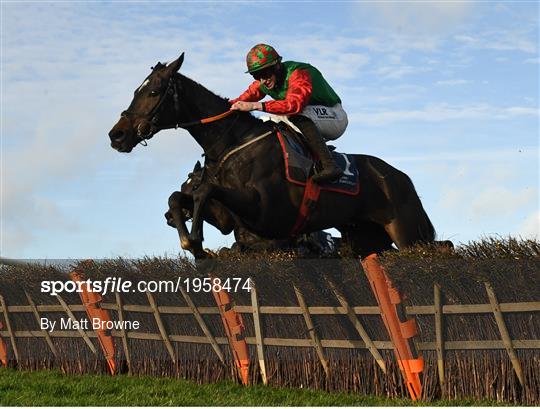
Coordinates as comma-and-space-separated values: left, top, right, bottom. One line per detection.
289, 177, 321, 237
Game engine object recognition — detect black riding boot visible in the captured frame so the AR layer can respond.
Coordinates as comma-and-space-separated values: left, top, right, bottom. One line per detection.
291, 116, 343, 183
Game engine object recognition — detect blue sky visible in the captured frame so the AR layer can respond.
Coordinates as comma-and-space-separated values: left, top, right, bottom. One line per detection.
1, 1, 538, 259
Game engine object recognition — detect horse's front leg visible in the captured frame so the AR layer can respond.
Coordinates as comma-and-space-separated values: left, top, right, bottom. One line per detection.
188, 183, 213, 259
166, 191, 195, 252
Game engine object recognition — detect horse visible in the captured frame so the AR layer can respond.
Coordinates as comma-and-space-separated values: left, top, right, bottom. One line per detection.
165, 161, 338, 255
108, 53, 438, 259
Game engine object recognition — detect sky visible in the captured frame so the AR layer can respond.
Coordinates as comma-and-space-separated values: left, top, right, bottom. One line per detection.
1, 1, 539, 259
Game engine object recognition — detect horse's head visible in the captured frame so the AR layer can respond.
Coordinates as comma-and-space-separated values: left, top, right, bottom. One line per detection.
108, 53, 185, 152
181, 161, 203, 195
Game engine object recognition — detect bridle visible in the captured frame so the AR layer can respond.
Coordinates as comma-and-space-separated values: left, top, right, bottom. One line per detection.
120, 71, 236, 146
120, 74, 182, 145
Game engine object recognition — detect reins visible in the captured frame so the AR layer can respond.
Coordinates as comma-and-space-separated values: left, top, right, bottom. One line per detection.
178, 109, 236, 128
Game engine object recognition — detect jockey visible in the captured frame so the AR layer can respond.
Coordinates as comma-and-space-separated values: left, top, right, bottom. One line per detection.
230, 44, 348, 183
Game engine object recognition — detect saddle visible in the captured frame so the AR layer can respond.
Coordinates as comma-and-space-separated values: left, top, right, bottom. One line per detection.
274, 122, 360, 196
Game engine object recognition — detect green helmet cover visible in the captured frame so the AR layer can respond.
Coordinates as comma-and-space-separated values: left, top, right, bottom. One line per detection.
245, 44, 282, 73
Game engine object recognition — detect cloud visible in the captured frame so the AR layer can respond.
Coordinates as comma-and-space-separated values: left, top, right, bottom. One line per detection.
1, 100, 109, 256
470, 187, 536, 218
430, 160, 538, 242
267, 37, 371, 82
375, 64, 430, 80
356, 2, 475, 36
386, 146, 537, 164
454, 30, 538, 54
349, 103, 539, 125
524, 57, 540, 64
518, 211, 539, 239
348, 34, 441, 53
435, 79, 471, 86
343, 83, 427, 107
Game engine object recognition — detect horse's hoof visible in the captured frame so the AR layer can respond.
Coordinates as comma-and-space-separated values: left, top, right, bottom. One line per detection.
180, 238, 192, 250
435, 240, 454, 249
194, 250, 210, 260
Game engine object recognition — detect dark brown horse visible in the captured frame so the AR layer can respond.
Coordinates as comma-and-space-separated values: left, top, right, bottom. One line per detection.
109, 53, 437, 259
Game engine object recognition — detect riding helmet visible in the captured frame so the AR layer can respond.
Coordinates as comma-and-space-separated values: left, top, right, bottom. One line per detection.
245, 44, 282, 73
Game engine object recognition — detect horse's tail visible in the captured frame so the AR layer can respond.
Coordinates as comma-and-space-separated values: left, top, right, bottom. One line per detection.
366, 157, 436, 244
400, 173, 436, 243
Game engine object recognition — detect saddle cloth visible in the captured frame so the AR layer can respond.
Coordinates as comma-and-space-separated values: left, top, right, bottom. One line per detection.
275, 127, 360, 196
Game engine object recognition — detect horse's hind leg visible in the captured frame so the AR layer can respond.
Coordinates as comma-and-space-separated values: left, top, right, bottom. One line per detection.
340, 222, 393, 258
384, 198, 435, 249
365, 157, 435, 249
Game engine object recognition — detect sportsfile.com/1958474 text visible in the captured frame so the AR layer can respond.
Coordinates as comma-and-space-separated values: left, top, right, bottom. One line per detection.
40, 276, 252, 296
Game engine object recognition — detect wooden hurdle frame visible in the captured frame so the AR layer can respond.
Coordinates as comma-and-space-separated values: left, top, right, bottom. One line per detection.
0, 280, 538, 392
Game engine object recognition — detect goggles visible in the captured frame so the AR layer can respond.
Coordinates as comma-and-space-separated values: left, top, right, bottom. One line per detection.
251, 66, 276, 81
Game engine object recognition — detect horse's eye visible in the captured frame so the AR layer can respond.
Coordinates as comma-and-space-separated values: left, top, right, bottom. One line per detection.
149, 89, 160, 96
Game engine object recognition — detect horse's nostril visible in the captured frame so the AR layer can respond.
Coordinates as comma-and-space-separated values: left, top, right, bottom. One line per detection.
109, 129, 125, 141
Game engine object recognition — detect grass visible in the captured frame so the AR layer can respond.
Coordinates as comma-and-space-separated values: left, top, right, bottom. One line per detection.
0, 368, 506, 406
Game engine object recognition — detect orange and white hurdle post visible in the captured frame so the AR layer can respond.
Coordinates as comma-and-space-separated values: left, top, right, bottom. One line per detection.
0, 322, 8, 366
361, 253, 424, 400
70, 261, 116, 375
210, 275, 250, 385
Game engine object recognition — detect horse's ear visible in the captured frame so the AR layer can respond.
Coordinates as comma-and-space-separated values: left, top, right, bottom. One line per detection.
194, 160, 202, 171
166, 53, 184, 74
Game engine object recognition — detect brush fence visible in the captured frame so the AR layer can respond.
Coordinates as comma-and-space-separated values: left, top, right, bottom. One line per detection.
0, 257, 538, 404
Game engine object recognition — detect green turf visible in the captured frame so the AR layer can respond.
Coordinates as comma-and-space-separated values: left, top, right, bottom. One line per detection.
0, 368, 506, 406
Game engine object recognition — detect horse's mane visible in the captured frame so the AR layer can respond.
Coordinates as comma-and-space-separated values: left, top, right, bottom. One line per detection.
178, 73, 264, 127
